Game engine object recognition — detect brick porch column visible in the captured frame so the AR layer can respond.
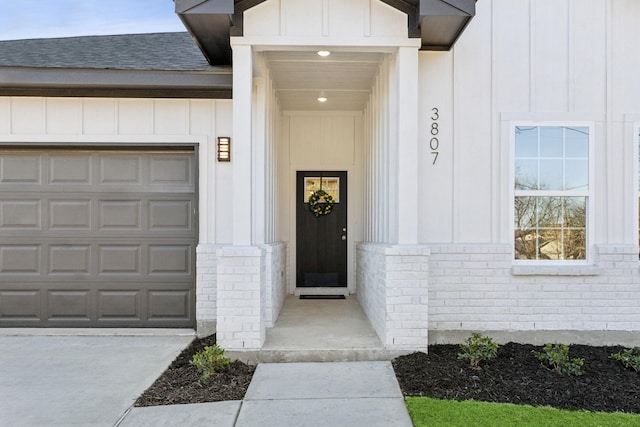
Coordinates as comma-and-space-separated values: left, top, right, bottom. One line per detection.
216, 246, 265, 350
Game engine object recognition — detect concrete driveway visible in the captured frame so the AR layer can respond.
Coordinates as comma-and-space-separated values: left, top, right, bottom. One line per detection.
0, 330, 193, 427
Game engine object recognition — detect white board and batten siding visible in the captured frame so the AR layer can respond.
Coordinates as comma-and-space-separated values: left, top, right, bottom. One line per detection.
419, 0, 640, 336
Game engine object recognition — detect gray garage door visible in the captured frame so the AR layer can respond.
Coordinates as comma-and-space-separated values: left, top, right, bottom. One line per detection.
0, 148, 197, 327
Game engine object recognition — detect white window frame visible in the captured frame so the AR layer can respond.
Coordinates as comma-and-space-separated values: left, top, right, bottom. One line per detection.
510, 121, 595, 265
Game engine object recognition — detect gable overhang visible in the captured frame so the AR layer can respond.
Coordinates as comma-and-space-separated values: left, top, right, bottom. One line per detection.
175, 0, 476, 65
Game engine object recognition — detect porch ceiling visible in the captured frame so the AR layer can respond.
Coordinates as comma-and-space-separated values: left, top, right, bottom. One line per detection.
264, 51, 384, 111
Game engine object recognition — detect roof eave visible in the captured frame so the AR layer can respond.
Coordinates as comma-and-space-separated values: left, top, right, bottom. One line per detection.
418, 0, 476, 51
0, 67, 233, 99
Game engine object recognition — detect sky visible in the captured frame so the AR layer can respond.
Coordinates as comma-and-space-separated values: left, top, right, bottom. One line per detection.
0, 0, 186, 41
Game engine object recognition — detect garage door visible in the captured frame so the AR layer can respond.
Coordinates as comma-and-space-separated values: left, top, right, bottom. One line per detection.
0, 148, 197, 327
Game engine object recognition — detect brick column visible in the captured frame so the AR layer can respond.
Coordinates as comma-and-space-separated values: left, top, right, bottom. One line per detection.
216, 246, 265, 350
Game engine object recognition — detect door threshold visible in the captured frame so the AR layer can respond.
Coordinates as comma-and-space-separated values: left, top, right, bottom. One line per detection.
295, 287, 349, 296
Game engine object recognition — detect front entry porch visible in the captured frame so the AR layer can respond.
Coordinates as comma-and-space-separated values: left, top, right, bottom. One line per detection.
227, 295, 409, 363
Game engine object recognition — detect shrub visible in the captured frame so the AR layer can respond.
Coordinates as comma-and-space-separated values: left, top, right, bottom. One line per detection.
190, 344, 230, 381
610, 347, 640, 372
534, 343, 584, 376
457, 332, 499, 368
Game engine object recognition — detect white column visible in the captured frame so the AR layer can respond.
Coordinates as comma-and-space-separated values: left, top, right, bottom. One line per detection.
232, 44, 253, 245
253, 77, 267, 245
395, 47, 419, 244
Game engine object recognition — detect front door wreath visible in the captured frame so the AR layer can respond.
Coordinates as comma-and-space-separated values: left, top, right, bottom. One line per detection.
308, 189, 334, 217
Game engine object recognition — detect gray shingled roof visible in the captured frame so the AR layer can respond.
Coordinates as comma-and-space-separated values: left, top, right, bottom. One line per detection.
0, 32, 217, 71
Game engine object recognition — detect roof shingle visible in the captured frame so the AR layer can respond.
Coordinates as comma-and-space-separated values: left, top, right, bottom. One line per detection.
0, 32, 218, 71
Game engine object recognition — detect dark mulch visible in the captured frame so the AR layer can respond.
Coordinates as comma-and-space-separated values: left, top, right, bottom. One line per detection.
392, 343, 640, 414
135, 334, 255, 407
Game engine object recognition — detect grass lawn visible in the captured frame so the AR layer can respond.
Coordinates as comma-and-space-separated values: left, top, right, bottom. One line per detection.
406, 397, 640, 427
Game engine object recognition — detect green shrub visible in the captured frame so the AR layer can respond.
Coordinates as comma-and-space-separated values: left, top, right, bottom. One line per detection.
190, 344, 230, 381
534, 343, 584, 376
610, 347, 640, 372
457, 332, 499, 368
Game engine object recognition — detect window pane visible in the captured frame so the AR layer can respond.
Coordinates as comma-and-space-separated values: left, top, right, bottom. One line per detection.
565, 159, 588, 191
515, 127, 538, 157
536, 196, 562, 228
514, 196, 536, 229
563, 229, 586, 260
563, 197, 586, 227
538, 228, 563, 260
540, 127, 563, 158
514, 228, 537, 260
539, 159, 563, 190
565, 127, 589, 158
515, 159, 538, 190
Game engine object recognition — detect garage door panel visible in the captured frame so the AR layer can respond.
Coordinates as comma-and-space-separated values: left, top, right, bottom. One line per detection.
0, 200, 41, 229
47, 290, 91, 320
49, 155, 92, 184
148, 290, 191, 320
0, 290, 41, 319
149, 245, 191, 274
97, 290, 142, 319
49, 200, 91, 230
98, 200, 142, 230
150, 156, 193, 186
0, 154, 41, 183
149, 200, 192, 230
0, 148, 196, 327
99, 155, 142, 184
49, 245, 91, 274
0, 245, 41, 274
98, 245, 141, 274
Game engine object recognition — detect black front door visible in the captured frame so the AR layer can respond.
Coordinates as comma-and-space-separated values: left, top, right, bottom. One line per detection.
296, 171, 347, 287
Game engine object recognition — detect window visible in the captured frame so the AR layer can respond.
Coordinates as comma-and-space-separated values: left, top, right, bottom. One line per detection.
514, 125, 590, 261
303, 177, 340, 202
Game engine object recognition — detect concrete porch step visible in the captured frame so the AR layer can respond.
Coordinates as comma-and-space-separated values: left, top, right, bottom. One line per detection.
227, 348, 412, 364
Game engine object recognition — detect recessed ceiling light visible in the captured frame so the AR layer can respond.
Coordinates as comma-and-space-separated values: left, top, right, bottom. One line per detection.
317, 96, 328, 103
317, 50, 331, 57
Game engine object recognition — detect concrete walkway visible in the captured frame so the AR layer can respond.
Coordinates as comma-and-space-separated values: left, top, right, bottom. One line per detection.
121, 361, 413, 427
0, 333, 413, 427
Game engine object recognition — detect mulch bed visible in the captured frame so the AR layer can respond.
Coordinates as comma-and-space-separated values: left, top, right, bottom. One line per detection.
392, 343, 640, 414
136, 336, 639, 414
135, 334, 255, 406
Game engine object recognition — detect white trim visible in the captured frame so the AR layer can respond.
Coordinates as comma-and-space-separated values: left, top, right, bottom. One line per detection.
231, 36, 422, 49
510, 120, 595, 265
634, 120, 640, 258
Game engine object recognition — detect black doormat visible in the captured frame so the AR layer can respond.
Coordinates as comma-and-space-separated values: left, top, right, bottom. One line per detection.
299, 295, 346, 300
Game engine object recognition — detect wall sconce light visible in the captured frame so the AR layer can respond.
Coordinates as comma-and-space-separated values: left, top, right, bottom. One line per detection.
217, 137, 231, 162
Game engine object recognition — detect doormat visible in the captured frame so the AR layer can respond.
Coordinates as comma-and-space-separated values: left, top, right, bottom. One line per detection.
299, 295, 346, 300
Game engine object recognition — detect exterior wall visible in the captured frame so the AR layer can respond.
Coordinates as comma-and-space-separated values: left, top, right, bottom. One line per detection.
357, 243, 429, 350
418, 0, 640, 339
0, 96, 233, 334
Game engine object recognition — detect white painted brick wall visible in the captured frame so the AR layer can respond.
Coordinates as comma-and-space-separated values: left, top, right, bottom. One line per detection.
216, 246, 265, 350
262, 242, 287, 328
357, 243, 429, 351
428, 244, 640, 332
196, 244, 221, 335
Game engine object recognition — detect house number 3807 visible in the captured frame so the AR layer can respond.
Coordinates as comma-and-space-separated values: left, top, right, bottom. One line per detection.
429, 107, 440, 165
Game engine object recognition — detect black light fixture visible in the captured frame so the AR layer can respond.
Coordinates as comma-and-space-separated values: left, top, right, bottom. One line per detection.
217, 137, 231, 162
